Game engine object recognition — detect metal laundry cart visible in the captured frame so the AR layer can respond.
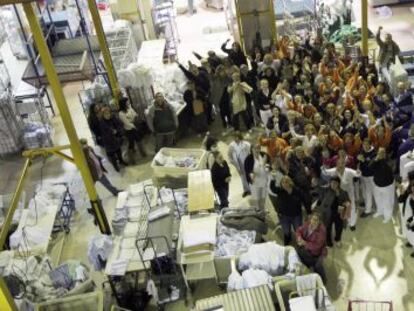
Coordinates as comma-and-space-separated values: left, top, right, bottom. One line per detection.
274, 274, 332, 311
136, 236, 187, 310
34, 291, 103, 311
194, 285, 275, 311
347, 300, 393, 311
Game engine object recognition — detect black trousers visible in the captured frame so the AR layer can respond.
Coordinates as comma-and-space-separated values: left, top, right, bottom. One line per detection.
125, 129, 139, 149
279, 214, 302, 245
232, 110, 252, 131
204, 99, 214, 124
107, 148, 124, 171
219, 97, 232, 128
296, 246, 327, 283
215, 184, 229, 209
326, 213, 344, 245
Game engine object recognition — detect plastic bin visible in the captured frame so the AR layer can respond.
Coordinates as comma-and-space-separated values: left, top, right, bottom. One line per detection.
151, 148, 207, 188
34, 291, 103, 311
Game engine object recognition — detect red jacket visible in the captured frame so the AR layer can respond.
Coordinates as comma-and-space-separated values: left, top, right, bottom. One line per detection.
296, 221, 327, 257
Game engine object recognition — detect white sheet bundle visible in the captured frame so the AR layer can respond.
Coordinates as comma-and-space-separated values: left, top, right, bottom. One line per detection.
289, 296, 317, 311
238, 242, 286, 276
227, 268, 273, 291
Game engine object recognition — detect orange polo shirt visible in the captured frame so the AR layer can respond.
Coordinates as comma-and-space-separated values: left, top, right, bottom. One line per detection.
327, 135, 344, 152
368, 126, 392, 149
344, 136, 362, 157
259, 137, 289, 160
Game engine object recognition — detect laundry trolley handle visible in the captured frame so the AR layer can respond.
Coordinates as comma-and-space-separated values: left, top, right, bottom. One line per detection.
348, 299, 393, 311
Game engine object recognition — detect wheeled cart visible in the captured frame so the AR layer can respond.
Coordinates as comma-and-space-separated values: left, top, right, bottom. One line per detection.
274, 273, 334, 311
348, 300, 393, 311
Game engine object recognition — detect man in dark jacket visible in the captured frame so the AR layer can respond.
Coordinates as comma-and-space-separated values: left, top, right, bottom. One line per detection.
269, 175, 306, 245
316, 177, 350, 247
287, 146, 314, 214
81, 139, 121, 195
99, 106, 127, 171
221, 39, 247, 67
146, 93, 179, 152
376, 26, 400, 69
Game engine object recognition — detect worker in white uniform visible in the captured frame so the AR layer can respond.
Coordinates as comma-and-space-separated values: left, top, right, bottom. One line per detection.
228, 131, 251, 197
290, 123, 318, 156
244, 144, 271, 210
357, 139, 376, 217
322, 158, 361, 230
398, 182, 414, 256
400, 150, 414, 182
370, 147, 395, 224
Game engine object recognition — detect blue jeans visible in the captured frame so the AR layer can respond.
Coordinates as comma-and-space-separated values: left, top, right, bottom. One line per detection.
280, 214, 302, 245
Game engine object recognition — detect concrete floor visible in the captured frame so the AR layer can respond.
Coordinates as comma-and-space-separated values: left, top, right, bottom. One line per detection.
1, 1, 414, 310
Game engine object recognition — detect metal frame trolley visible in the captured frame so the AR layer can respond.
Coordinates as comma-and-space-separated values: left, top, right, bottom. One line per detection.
136, 236, 186, 310
348, 300, 393, 311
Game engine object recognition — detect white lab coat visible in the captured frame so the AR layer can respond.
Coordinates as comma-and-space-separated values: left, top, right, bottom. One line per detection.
400, 151, 414, 181
228, 140, 251, 192
403, 195, 414, 246
290, 126, 318, 154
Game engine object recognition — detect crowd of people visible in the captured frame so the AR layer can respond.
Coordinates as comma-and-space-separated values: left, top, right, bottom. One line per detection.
190, 28, 412, 281
85, 25, 414, 282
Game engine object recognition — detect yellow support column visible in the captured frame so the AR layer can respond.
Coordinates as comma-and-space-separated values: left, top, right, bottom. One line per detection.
234, 0, 245, 53
268, 0, 277, 43
0, 277, 16, 311
87, 0, 121, 104
22, 2, 111, 234
361, 0, 369, 57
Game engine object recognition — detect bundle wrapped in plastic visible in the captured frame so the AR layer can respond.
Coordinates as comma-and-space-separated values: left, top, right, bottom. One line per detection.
128, 63, 153, 89
26, 184, 67, 219
117, 68, 136, 89
215, 224, 256, 257
22, 122, 52, 149
9, 225, 48, 251
149, 63, 186, 111
87, 234, 113, 271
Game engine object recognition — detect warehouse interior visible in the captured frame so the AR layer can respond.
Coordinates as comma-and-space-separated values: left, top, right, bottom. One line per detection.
1, 0, 414, 310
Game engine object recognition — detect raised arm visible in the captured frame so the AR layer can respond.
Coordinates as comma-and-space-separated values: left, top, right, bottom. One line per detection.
376, 26, 384, 48
221, 39, 232, 54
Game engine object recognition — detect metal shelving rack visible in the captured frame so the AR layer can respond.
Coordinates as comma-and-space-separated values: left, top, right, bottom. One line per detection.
152, 0, 179, 59
105, 25, 138, 71
0, 90, 24, 157
15, 91, 53, 150
0, 51, 11, 93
